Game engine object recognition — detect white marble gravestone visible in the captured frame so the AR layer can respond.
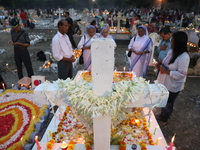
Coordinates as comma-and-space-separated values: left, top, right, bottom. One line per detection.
91, 38, 115, 150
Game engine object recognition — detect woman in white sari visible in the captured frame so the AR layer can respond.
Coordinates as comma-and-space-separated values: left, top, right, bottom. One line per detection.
77, 25, 98, 71
99, 26, 117, 48
128, 25, 153, 77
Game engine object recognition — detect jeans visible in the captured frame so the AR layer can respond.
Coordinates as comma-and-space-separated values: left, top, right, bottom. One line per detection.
160, 91, 180, 122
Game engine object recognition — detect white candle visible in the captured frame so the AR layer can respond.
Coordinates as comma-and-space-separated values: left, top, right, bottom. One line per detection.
32, 116, 36, 124
123, 67, 126, 72
153, 126, 159, 135
155, 137, 162, 145
12, 84, 14, 89
2, 83, 5, 90
20, 137, 24, 147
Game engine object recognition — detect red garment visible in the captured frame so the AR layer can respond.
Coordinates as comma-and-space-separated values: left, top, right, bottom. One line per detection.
20, 12, 26, 19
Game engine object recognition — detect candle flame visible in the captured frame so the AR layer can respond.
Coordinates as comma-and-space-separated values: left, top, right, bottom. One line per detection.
135, 119, 139, 123
32, 116, 35, 119
158, 137, 162, 140
20, 137, 23, 141
171, 135, 175, 142
156, 125, 159, 128
62, 141, 66, 144
35, 136, 38, 139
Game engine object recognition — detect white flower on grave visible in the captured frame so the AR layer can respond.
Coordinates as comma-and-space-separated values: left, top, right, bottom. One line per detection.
42, 77, 166, 126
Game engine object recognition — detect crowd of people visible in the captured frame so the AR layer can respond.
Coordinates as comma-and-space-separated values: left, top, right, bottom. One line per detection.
0, 6, 194, 126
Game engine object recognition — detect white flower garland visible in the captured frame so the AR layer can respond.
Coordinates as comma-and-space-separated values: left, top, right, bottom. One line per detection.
46, 77, 151, 125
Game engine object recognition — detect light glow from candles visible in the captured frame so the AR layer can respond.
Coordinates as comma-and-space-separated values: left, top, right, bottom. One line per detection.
60, 141, 68, 149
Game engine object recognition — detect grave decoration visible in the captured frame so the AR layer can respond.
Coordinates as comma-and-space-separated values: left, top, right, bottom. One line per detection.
0, 90, 48, 150
33, 38, 175, 150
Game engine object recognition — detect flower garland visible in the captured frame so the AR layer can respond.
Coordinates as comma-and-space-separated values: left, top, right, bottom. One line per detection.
0, 90, 46, 150
47, 77, 148, 127
47, 106, 156, 150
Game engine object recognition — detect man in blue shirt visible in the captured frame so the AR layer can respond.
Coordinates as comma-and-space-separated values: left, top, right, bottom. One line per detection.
156, 27, 172, 63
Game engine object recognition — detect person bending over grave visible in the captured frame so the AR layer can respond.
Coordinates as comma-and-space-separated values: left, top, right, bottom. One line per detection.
52, 19, 75, 80
77, 25, 98, 71
99, 26, 117, 48
8, 18, 34, 79
128, 25, 152, 77
155, 31, 190, 126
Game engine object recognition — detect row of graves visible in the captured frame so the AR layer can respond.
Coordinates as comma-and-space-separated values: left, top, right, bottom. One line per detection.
30, 38, 176, 150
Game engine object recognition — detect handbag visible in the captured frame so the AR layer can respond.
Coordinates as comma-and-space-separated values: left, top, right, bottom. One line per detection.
127, 36, 136, 57
79, 51, 84, 64
127, 51, 132, 57
79, 35, 92, 65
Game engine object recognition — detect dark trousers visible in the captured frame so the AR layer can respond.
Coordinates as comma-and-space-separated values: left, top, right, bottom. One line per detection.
160, 91, 180, 122
14, 49, 34, 79
57, 60, 73, 80
67, 34, 77, 49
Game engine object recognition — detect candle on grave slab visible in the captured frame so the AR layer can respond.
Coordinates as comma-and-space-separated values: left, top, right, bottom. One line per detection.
153, 126, 159, 135
76, 137, 85, 144
2, 83, 5, 90
34, 136, 41, 150
156, 137, 162, 145
148, 120, 152, 127
169, 135, 175, 150
20, 137, 24, 147
32, 116, 36, 124
60, 141, 68, 150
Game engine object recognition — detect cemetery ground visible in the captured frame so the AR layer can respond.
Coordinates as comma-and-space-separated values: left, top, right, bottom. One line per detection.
0, 28, 200, 150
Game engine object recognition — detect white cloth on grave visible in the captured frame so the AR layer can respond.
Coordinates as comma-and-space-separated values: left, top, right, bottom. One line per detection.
128, 35, 153, 77
77, 34, 98, 71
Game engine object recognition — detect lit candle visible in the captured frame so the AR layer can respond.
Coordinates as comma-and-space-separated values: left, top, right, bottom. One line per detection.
123, 67, 126, 72
76, 137, 85, 144
2, 83, 5, 90
148, 120, 152, 127
12, 84, 14, 89
34, 136, 41, 150
135, 119, 140, 126
166, 135, 175, 150
60, 141, 68, 150
20, 137, 24, 147
156, 137, 162, 145
153, 126, 159, 135
32, 116, 36, 124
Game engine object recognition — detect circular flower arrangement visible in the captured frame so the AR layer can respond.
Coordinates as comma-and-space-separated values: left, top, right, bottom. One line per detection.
0, 90, 46, 150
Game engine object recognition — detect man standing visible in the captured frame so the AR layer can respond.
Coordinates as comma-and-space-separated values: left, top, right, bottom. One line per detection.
20, 10, 27, 28
8, 18, 34, 79
156, 27, 172, 63
65, 12, 77, 48
52, 19, 76, 80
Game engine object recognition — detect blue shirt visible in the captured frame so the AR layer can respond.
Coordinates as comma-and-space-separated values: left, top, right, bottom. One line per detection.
157, 37, 172, 63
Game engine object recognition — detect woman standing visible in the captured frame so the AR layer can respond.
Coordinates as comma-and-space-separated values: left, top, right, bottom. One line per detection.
155, 31, 190, 125
99, 26, 117, 48
131, 14, 140, 37
77, 25, 98, 71
128, 25, 152, 77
